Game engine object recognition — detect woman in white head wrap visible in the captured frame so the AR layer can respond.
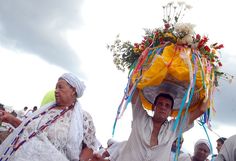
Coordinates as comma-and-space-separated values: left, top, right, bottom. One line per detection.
0, 73, 98, 161
191, 139, 211, 161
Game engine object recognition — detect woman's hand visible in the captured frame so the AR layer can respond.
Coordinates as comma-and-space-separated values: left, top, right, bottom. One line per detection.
0, 110, 21, 128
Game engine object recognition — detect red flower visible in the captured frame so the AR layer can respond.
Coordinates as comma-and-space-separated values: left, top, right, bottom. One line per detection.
204, 46, 211, 52
134, 43, 139, 47
218, 62, 222, 67
215, 44, 224, 49
159, 37, 163, 43
198, 41, 204, 48
164, 23, 170, 29
203, 36, 208, 42
196, 34, 201, 40
198, 36, 208, 48
148, 38, 153, 44
154, 31, 159, 37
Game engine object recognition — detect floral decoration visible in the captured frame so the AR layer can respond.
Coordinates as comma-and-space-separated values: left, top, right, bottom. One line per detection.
107, 1, 233, 86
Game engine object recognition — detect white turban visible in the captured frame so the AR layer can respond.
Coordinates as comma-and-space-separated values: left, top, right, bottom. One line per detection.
194, 139, 211, 152
59, 73, 86, 98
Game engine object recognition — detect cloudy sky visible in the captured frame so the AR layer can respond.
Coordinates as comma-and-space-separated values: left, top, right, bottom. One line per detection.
0, 0, 235, 156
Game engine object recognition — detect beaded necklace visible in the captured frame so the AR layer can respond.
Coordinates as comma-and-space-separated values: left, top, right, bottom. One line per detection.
0, 104, 73, 161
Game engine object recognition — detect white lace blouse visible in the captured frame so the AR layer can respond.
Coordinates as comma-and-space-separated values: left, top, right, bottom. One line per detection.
10, 108, 97, 161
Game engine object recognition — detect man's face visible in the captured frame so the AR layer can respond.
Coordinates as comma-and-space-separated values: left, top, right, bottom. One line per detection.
194, 143, 210, 161
216, 141, 223, 153
153, 96, 172, 121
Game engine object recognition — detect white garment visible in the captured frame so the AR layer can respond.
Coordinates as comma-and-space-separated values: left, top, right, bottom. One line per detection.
170, 151, 192, 161
16, 110, 25, 120
110, 98, 193, 161
107, 141, 127, 160
0, 102, 97, 161
24, 110, 33, 118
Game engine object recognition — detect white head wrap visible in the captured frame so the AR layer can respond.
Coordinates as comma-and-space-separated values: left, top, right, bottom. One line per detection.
194, 139, 211, 152
59, 73, 86, 98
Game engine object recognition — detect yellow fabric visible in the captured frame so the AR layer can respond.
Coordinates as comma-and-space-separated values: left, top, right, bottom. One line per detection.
131, 44, 209, 117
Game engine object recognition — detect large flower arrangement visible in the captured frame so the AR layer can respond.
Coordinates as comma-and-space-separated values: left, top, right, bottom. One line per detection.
107, 2, 227, 87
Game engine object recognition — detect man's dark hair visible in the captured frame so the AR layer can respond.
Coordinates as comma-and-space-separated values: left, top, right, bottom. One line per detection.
153, 93, 174, 109
24, 106, 28, 111
217, 137, 227, 144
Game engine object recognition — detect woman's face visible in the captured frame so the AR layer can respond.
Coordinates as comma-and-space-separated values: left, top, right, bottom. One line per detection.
55, 79, 76, 106
194, 143, 210, 161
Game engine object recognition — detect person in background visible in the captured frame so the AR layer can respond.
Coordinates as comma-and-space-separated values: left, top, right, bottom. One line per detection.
32, 106, 38, 112
191, 139, 211, 161
171, 136, 191, 161
216, 137, 227, 154
212, 137, 227, 159
23, 106, 28, 114
214, 134, 236, 161
24, 107, 33, 118
0, 73, 99, 161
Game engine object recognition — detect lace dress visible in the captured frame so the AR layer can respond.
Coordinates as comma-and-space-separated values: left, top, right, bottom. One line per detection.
9, 109, 97, 161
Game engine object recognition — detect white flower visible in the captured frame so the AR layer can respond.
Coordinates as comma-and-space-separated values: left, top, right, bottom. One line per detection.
185, 4, 192, 10
177, 35, 193, 45
177, 1, 185, 6
174, 23, 195, 35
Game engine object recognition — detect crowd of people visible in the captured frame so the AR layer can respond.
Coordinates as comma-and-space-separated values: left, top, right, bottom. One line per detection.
0, 73, 235, 161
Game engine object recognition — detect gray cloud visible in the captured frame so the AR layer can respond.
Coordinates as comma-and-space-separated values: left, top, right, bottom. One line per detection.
213, 54, 236, 126
214, 80, 236, 126
0, 0, 84, 74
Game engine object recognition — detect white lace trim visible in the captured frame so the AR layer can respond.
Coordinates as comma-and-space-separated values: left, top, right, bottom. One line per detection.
8, 109, 97, 161
82, 110, 97, 151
